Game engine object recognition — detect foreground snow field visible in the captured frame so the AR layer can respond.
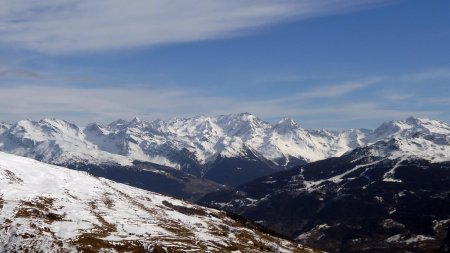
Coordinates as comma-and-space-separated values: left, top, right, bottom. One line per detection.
0, 151, 316, 253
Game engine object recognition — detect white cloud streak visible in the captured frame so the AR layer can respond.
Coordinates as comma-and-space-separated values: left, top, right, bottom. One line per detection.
264, 79, 380, 106
400, 68, 450, 82
300, 79, 379, 98
378, 90, 415, 101
0, 0, 389, 54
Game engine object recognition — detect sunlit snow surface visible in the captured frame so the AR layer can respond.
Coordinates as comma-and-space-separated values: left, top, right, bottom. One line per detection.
0, 114, 449, 171
0, 152, 316, 252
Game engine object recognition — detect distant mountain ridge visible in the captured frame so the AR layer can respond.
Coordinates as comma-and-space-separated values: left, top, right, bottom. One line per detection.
0, 114, 449, 186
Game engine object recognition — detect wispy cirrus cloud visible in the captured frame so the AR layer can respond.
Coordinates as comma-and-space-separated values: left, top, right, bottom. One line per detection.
265, 78, 380, 105
300, 79, 379, 98
399, 67, 450, 82
0, 0, 390, 54
378, 90, 415, 101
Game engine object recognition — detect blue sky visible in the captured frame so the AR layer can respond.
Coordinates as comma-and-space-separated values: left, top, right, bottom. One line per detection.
0, 0, 449, 129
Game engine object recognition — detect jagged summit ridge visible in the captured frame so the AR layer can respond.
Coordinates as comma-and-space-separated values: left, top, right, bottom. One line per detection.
0, 114, 449, 172
372, 116, 450, 140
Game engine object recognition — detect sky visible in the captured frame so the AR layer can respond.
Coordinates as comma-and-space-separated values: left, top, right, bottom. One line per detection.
0, 0, 449, 129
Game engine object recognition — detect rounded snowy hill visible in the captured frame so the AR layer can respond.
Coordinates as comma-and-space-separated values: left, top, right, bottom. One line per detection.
0, 152, 315, 253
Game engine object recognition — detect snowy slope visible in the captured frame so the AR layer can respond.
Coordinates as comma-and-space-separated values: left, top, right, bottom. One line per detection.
0, 119, 133, 166
0, 151, 315, 252
0, 114, 449, 174
370, 117, 450, 140
362, 117, 450, 162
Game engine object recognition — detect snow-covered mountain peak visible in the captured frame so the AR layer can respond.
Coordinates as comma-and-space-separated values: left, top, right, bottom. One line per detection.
107, 118, 127, 129
354, 134, 450, 163
191, 114, 208, 120
84, 122, 110, 136
124, 116, 148, 129
347, 117, 449, 162
0, 119, 134, 166
277, 117, 299, 126
131, 116, 141, 123
406, 117, 450, 134
373, 117, 450, 138
103, 117, 150, 133
40, 117, 75, 126
274, 118, 300, 134
8, 119, 81, 141
216, 113, 271, 138
40, 118, 81, 134
217, 112, 263, 124
402, 116, 446, 126
237, 112, 258, 120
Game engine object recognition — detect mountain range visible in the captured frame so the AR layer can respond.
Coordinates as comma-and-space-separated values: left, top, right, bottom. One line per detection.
197, 117, 450, 252
1, 114, 449, 188
1, 113, 450, 252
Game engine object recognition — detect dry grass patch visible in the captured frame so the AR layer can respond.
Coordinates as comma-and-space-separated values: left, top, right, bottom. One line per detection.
74, 236, 147, 253
2, 169, 23, 184
102, 181, 157, 214
101, 193, 114, 209
15, 196, 64, 223
86, 201, 117, 236
162, 200, 208, 216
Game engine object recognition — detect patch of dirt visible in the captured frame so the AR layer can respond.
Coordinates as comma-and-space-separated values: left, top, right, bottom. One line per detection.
86, 201, 117, 237
2, 169, 24, 184
101, 193, 114, 209
148, 244, 195, 253
72, 201, 128, 252
74, 236, 147, 253
102, 181, 157, 214
162, 200, 208, 216
159, 219, 196, 238
15, 196, 65, 223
